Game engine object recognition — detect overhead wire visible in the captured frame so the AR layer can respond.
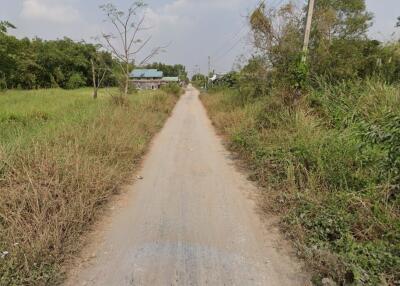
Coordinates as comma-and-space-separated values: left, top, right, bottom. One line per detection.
211, 0, 266, 68
211, 0, 287, 72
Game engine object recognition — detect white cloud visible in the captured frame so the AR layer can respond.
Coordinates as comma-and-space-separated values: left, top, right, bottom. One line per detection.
20, 0, 81, 24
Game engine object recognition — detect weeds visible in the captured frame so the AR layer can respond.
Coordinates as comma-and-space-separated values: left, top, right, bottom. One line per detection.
161, 83, 183, 97
0, 88, 178, 285
201, 80, 400, 285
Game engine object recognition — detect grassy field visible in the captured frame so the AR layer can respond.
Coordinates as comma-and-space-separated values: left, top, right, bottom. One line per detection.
201, 80, 400, 285
0, 88, 178, 285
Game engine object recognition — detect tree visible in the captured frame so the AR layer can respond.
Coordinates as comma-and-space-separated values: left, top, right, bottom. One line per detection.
91, 51, 110, 99
99, 2, 164, 96
0, 33, 117, 90
309, 0, 373, 80
397, 16, 400, 27
249, 3, 303, 87
248, 0, 388, 88
144, 62, 188, 81
0, 21, 15, 34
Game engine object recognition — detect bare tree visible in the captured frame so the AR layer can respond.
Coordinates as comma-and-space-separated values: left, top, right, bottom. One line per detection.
99, 2, 164, 96
91, 56, 108, 99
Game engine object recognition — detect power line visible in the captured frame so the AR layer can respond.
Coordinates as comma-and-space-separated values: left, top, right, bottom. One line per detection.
210, 0, 288, 72
210, 0, 265, 60
211, 27, 249, 60
210, 0, 267, 69
213, 35, 247, 65
210, 21, 247, 59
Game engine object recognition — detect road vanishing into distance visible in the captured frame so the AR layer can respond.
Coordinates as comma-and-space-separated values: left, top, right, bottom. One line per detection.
66, 86, 308, 286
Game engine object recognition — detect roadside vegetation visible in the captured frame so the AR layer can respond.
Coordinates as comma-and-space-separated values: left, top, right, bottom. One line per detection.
0, 88, 179, 285
202, 1, 399, 285
0, 2, 186, 284
0, 23, 117, 91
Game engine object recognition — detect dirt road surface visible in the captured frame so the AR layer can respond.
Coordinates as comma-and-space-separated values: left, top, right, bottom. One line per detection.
66, 86, 308, 286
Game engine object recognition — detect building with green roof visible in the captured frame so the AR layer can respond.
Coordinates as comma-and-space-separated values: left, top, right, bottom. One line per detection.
130, 69, 180, 90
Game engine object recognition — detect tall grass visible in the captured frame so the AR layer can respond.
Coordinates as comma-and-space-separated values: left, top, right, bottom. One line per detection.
0, 88, 178, 285
201, 80, 400, 285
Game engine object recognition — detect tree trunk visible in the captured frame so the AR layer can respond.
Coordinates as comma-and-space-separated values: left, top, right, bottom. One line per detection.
124, 74, 129, 96
91, 59, 98, 99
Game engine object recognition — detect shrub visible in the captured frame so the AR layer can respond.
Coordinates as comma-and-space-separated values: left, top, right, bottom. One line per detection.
65, 73, 86, 90
161, 83, 182, 96
201, 80, 400, 285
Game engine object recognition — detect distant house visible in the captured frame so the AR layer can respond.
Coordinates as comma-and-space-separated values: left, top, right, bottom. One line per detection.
130, 69, 180, 90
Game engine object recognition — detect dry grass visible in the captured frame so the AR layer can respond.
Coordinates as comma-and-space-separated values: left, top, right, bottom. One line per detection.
0, 88, 178, 285
201, 82, 400, 285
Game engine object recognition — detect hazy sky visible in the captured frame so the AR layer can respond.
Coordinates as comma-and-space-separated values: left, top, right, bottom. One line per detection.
1, 0, 398, 75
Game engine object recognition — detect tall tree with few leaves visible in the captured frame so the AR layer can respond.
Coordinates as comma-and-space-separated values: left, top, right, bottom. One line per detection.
309, 0, 373, 80
91, 51, 111, 99
0, 21, 15, 34
99, 2, 164, 96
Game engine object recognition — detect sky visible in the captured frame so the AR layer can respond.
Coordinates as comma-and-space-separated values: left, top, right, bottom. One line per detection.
0, 0, 399, 75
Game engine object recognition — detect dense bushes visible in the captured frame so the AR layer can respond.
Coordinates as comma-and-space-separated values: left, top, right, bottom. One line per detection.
65, 73, 87, 89
202, 80, 400, 285
200, 1, 400, 284
247, 1, 400, 92
203, 2, 400, 283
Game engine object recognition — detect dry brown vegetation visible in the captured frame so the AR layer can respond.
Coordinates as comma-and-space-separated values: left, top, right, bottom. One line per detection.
201, 81, 400, 285
0, 88, 178, 285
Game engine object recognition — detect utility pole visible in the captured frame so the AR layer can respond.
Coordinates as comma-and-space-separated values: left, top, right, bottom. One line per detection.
302, 0, 315, 61
206, 56, 211, 90
208, 56, 211, 76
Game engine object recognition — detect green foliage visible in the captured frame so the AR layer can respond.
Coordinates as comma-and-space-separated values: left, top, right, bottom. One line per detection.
237, 58, 271, 99
202, 80, 400, 285
201, 1, 400, 284
215, 72, 239, 88
0, 88, 177, 284
0, 74, 6, 91
66, 73, 86, 89
361, 114, 400, 192
313, 0, 373, 39
0, 21, 15, 34
249, 0, 399, 87
191, 73, 207, 88
288, 54, 309, 90
161, 83, 182, 96
0, 33, 117, 90
145, 62, 188, 82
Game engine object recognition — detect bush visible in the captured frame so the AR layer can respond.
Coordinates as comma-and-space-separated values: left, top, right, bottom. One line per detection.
65, 73, 86, 90
161, 83, 182, 96
201, 79, 400, 285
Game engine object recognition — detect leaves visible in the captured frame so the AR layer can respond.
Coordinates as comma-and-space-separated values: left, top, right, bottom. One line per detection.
0, 21, 16, 34
0, 36, 117, 90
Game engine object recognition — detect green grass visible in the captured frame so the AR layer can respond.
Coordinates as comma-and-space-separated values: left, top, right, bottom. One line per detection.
0, 88, 178, 285
0, 88, 105, 147
201, 80, 400, 285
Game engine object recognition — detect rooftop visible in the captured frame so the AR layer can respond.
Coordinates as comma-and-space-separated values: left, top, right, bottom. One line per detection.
130, 69, 163, 78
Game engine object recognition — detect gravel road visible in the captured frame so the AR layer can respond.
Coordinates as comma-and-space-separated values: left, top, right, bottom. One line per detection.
66, 85, 308, 286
